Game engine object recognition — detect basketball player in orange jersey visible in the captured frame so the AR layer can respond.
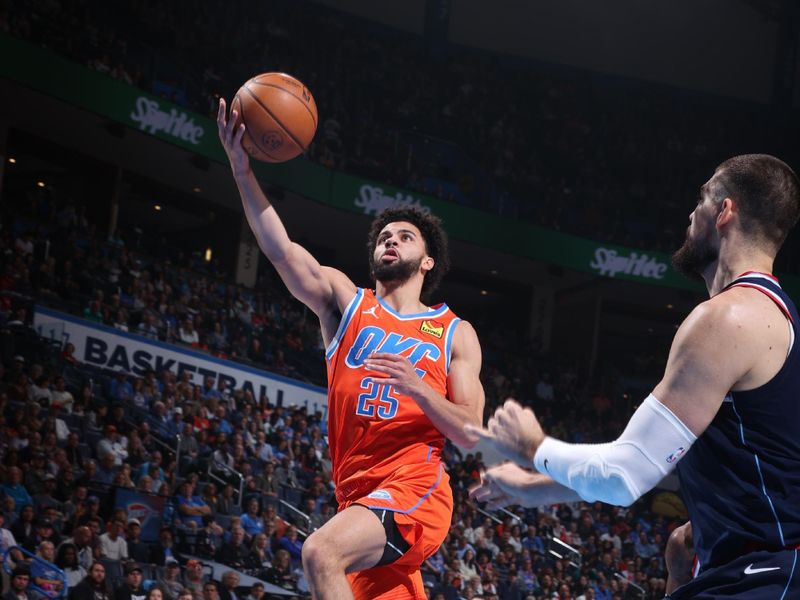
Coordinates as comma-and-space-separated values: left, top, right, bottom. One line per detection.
217, 99, 485, 600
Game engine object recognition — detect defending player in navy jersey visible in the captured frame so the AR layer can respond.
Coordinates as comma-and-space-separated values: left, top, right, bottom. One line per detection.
468, 154, 800, 598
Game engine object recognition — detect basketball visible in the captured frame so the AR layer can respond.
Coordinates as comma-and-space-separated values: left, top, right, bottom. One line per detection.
231, 72, 318, 163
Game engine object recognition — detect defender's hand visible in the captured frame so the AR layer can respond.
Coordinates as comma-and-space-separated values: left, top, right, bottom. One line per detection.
464, 399, 545, 466
469, 462, 536, 509
217, 98, 250, 177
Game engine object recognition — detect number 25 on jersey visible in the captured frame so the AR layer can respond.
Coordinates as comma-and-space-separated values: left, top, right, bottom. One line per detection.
355, 377, 399, 419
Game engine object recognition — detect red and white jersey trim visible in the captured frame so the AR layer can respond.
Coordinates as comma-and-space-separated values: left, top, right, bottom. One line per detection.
728, 280, 793, 324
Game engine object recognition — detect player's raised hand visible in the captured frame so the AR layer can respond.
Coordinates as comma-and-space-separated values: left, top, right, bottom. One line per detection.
464, 399, 545, 466
217, 98, 250, 177
363, 352, 424, 398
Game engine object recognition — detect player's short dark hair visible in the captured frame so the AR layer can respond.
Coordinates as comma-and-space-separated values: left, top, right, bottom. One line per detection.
366, 207, 450, 299
714, 154, 800, 251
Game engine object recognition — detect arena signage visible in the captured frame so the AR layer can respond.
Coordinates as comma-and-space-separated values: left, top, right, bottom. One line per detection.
129, 96, 205, 144
353, 183, 432, 216
6, 34, 800, 298
32, 306, 328, 415
589, 247, 668, 279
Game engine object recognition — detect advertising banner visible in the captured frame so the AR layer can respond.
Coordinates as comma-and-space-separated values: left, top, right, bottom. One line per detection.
32, 306, 328, 415
3, 34, 798, 298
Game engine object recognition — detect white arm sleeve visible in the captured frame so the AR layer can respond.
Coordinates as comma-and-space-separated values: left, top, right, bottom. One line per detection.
532, 394, 697, 506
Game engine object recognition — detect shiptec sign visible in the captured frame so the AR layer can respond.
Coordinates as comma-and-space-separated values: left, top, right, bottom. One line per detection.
354, 184, 431, 216
33, 306, 327, 412
590, 247, 668, 279
129, 97, 205, 145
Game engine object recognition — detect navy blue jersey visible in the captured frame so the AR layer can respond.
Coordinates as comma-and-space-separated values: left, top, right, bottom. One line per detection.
677, 272, 800, 572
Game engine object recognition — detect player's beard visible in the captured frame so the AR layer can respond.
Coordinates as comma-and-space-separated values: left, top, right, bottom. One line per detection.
372, 255, 423, 287
671, 229, 717, 281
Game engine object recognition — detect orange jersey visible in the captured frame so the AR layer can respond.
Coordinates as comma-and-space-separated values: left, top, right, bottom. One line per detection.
325, 288, 461, 505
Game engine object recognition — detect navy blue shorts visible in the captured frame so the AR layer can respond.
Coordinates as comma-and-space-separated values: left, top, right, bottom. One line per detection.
668, 549, 798, 599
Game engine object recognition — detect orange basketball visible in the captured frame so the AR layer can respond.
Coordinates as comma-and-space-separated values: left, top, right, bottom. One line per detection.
231, 73, 318, 163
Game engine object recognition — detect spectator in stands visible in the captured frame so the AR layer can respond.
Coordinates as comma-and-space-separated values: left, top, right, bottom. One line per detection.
166, 407, 184, 438
635, 531, 659, 560
60, 342, 80, 366
273, 456, 299, 489
35, 518, 61, 548
215, 485, 235, 516
33, 473, 62, 513
251, 461, 278, 500
98, 520, 128, 560
183, 560, 205, 598
30, 374, 53, 405
125, 519, 148, 564
34, 540, 65, 596
535, 371, 555, 403
75, 461, 97, 489
69, 562, 111, 600
145, 588, 164, 600
242, 583, 264, 600
179, 319, 199, 345
149, 527, 184, 567
177, 424, 199, 475
109, 370, 133, 404
137, 451, 164, 482
0, 511, 23, 561
59, 525, 95, 571
217, 571, 242, 600
157, 559, 184, 600
25, 452, 51, 495
113, 563, 146, 600
277, 525, 302, 566
216, 525, 248, 570
198, 483, 218, 513
175, 481, 211, 530
150, 402, 170, 435
10, 504, 36, 551
97, 425, 129, 466
137, 314, 160, 340
2, 467, 33, 509
194, 514, 223, 559
47, 405, 71, 443
201, 581, 218, 600
51, 376, 75, 413
4, 566, 32, 600
114, 464, 135, 490
239, 498, 264, 537
246, 532, 272, 577
63, 433, 83, 469
309, 502, 333, 532
56, 542, 87, 589
264, 549, 297, 594
95, 453, 118, 485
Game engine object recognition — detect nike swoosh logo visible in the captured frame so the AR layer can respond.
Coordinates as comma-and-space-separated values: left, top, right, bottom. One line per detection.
744, 564, 781, 575
543, 458, 549, 472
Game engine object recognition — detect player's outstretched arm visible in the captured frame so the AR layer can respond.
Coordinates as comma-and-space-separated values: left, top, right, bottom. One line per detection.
217, 98, 355, 318
469, 462, 581, 509
466, 297, 759, 506
364, 320, 485, 447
